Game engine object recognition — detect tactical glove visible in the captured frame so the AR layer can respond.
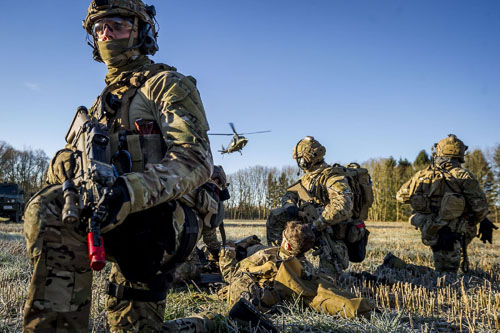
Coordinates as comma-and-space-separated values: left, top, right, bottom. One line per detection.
478, 218, 498, 244
310, 224, 322, 240
101, 180, 131, 233
46, 149, 77, 185
312, 216, 328, 231
284, 203, 299, 218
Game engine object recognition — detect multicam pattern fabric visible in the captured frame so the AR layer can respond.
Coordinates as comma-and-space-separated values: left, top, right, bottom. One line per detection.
23, 60, 213, 331
218, 245, 373, 317
23, 185, 92, 333
201, 225, 221, 259
106, 264, 166, 332
397, 160, 488, 272
266, 162, 353, 276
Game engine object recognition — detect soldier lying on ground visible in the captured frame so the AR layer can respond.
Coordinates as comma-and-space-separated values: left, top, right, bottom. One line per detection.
266, 136, 372, 278
162, 222, 373, 332
219, 221, 374, 318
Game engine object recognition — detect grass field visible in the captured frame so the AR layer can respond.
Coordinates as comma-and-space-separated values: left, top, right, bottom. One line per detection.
1, 220, 499, 332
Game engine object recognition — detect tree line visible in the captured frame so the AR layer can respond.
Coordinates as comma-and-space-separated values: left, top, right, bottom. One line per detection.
226, 145, 500, 222
0, 141, 49, 200
1, 138, 499, 223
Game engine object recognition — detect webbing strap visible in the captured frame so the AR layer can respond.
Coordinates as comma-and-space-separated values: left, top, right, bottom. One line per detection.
106, 281, 166, 302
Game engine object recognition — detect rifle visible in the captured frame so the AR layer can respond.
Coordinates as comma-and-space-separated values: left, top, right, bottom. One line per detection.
62, 106, 119, 271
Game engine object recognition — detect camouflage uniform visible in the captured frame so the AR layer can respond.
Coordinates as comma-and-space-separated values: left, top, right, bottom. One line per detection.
218, 245, 373, 318
23, 1, 213, 332
266, 137, 353, 277
397, 135, 488, 272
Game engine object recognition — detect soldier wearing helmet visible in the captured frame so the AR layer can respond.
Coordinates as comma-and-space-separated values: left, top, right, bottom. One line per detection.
266, 136, 355, 277
396, 134, 489, 273
213, 221, 374, 321
23, 0, 213, 331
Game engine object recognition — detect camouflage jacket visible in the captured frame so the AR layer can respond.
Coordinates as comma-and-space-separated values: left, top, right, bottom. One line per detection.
397, 162, 488, 224
47, 59, 213, 217
282, 162, 353, 226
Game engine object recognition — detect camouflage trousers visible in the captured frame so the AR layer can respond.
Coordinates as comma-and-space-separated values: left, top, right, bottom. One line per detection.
432, 241, 465, 272
201, 225, 220, 259
316, 233, 349, 278
23, 185, 166, 332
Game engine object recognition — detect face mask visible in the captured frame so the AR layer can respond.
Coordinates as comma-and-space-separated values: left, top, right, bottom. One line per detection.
297, 157, 311, 171
97, 38, 136, 67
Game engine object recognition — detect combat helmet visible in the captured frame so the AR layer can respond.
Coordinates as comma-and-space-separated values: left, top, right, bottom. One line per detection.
83, 0, 159, 62
433, 134, 468, 163
292, 136, 326, 170
212, 165, 228, 190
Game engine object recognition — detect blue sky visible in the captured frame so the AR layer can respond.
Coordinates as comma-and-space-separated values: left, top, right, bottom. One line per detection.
0, 0, 499, 174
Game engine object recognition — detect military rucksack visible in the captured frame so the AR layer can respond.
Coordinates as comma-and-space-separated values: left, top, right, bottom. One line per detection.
329, 163, 374, 221
405, 165, 465, 222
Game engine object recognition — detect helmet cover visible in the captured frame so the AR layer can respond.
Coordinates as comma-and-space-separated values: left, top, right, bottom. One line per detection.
434, 134, 468, 162
292, 136, 326, 169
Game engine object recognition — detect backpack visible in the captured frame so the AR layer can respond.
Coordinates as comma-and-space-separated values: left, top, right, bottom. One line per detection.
406, 165, 465, 221
329, 163, 374, 221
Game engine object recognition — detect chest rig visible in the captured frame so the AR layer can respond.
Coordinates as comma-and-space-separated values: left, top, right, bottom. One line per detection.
89, 63, 174, 175
92, 64, 201, 294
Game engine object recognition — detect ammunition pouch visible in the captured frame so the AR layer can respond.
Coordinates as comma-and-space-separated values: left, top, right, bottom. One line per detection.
197, 183, 220, 228
420, 216, 447, 246
330, 220, 369, 263
109, 132, 167, 174
104, 200, 199, 284
439, 192, 465, 221
409, 193, 431, 214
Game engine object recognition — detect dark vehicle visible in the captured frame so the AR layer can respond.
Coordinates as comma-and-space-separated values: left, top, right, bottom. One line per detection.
0, 183, 24, 222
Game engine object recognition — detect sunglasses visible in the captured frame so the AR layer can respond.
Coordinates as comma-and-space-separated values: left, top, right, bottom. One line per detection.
93, 17, 133, 37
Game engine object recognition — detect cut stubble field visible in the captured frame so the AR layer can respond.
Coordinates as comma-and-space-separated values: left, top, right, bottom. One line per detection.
1, 220, 499, 332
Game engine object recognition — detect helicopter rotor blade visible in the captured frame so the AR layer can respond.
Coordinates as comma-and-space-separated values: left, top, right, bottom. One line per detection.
229, 122, 238, 135
208, 133, 234, 136
239, 130, 272, 135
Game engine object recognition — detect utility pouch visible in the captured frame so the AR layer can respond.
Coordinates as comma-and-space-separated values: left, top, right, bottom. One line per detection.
421, 217, 447, 246
345, 221, 369, 263
330, 221, 350, 240
197, 187, 219, 228
141, 134, 166, 165
409, 193, 431, 214
439, 192, 465, 221
409, 213, 428, 229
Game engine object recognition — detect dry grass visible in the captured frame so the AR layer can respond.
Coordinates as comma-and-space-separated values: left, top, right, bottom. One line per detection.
1, 220, 499, 332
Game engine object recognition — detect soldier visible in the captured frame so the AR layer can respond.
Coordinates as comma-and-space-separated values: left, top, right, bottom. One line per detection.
396, 134, 491, 273
200, 165, 230, 262
169, 165, 230, 282
220, 221, 374, 318
23, 0, 212, 332
266, 136, 371, 277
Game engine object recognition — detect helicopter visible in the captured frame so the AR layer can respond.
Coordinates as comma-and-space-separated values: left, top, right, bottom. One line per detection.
209, 122, 271, 154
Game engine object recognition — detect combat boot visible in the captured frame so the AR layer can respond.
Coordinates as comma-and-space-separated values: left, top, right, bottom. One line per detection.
382, 252, 408, 269
228, 298, 278, 333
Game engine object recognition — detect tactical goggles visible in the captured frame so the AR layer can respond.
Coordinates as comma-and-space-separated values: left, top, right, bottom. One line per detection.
93, 17, 133, 37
